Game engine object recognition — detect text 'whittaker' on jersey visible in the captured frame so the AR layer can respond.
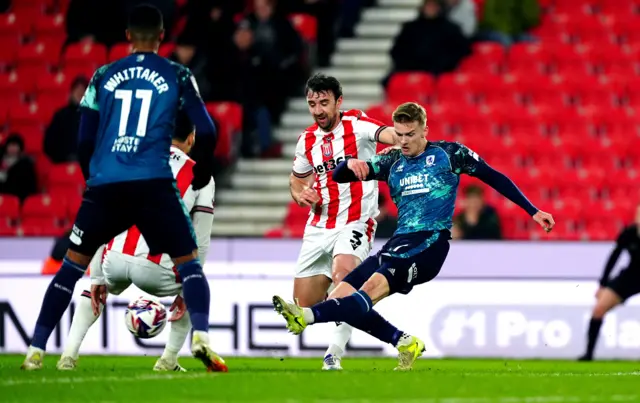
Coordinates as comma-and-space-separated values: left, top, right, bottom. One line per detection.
80, 52, 203, 186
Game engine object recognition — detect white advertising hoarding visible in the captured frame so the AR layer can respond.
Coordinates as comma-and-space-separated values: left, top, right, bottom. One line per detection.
2, 271, 640, 359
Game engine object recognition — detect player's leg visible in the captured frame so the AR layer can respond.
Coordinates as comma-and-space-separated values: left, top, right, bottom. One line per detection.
127, 260, 191, 372
323, 221, 375, 369
579, 276, 629, 361
23, 185, 132, 370
293, 228, 333, 307
58, 252, 131, 370
135, 179, 226, 372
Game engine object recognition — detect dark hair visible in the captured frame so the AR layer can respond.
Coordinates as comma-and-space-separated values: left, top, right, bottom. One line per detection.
304, 73, 342, 101
173, 111, 194, 142
463, 185, 484, 197
128, 4, 164, 42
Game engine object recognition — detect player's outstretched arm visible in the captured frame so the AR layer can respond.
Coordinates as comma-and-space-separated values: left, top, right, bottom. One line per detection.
472, 163, 555, 232
333, 158, 376, 182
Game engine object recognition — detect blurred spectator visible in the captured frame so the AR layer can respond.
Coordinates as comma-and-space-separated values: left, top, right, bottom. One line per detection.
182, 0, 239, 101
65, 0, 176, 46
477, 0, 541, 47
453, 185, 502, 240
232, 0, 304, 157
444, 0, 477, 38
169, 38, 212, 100
0, 0, 9, 13
43, 76, 88, 164
375, 192, 397, 238
0, 134, 37, 202
388, 0, 470, 78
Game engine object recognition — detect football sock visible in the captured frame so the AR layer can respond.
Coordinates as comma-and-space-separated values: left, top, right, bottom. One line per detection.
309, 290, 372, 324
325, 322, 353, 357
350, 309, 404, 346
31, 257, 86, 350
63, 290, 101, 359
584, 317, 603, 359
162, 312, 191, 363
177, 259, 210, 332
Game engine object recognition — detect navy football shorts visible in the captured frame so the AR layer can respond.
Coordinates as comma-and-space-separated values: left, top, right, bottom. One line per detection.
342, 231, 450, 296
68, 179, 197, 259
606, 267, 640, 302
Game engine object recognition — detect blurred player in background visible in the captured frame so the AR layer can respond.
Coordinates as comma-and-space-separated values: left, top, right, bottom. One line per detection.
22, 5, 223, 372
579, 203, 640, 361
274, 102, 555, 370
57, 113, 215, 372
290, 73, 398, 370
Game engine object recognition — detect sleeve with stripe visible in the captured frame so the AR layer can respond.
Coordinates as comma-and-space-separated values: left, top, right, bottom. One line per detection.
292, 133, 313, 178
191, 177, 215, 266
356, 111, 388, 143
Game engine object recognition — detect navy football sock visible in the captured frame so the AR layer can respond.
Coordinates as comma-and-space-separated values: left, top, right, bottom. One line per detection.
177, 259, 210, 332
311, 290, 372, 324
31, 257, 86, 350
350, 309, 404, 346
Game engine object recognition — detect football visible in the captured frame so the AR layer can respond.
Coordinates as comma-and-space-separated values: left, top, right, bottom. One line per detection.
124, 296, 167, 339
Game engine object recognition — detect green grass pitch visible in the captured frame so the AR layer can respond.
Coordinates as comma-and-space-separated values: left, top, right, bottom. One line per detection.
2, 354, 640, 402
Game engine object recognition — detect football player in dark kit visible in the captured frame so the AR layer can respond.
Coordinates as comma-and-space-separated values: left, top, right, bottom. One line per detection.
22, 5, 226, 372
579, 203, 640, 361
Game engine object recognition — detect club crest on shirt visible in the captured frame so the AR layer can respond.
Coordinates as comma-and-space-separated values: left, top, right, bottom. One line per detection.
426, 155, 435, 167
321, 142, 333, 157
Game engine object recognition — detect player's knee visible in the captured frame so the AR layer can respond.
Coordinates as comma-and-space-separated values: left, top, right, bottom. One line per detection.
65, 250, 93, 267
332, 255, 359, 284
327, 281, 356, 300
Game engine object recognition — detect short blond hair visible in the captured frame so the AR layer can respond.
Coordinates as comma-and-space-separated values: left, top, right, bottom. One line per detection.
392, 102, 427, 127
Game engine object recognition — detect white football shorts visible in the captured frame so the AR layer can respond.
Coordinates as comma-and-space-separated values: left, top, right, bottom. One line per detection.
295, 220, 377, 279
101, 250, 182, 298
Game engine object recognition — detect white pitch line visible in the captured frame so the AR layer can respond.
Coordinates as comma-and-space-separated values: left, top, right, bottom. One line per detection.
0, 372, 216, 386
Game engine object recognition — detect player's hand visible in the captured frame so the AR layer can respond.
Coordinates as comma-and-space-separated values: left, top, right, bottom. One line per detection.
298, 187, 320, 207
533, 210, 555, 233
377, 146, 398, 155
347, 158, 369, 181
169, 295, 186, 322
90, 284, 107, 316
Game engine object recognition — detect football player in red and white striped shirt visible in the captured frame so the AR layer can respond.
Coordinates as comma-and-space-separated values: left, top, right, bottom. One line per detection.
289, 74, 397, 370
57, 115, 216, 372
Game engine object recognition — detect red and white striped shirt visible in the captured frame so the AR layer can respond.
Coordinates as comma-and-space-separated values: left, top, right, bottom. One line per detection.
292, 109, 387, 229
105, 145, 215, 269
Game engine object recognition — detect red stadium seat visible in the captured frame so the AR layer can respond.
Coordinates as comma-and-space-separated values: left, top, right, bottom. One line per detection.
386, 72, 435, 104
18, 127, 45, 156
48, 162, 85, 195
206, 102, 242, 165
289, 14, 317, 42
16, 41, 59, 78
0, 194, 20, 224
108, 43, 133, 62
33, 13, 65, 41
62, 41, 108, 72
8, 101, 57, 133
0, 72, 30, 105
20, 193, 67, 236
